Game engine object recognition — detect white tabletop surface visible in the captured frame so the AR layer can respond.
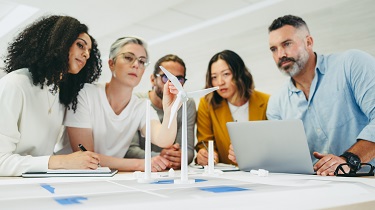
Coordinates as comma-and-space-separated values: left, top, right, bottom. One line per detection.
0, 169, 374, 210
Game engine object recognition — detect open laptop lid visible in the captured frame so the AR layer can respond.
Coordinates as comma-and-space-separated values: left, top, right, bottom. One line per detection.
227, 119, 315, 174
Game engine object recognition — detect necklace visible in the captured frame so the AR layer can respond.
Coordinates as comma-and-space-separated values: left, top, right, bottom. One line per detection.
47, 89, 58, 115
228, 100, 249, 122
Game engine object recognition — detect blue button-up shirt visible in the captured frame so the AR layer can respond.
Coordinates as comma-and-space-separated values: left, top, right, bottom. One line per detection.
267, 50, 375, 165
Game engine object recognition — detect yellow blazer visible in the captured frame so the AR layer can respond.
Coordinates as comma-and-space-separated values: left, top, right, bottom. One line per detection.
196, 90, 270, 164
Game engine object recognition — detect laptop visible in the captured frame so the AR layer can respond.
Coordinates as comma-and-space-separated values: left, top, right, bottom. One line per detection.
226, 119, 315, 174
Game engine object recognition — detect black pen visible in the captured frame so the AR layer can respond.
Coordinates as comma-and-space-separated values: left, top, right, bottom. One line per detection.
78, 144, 101, 167
78, 144, 87, 151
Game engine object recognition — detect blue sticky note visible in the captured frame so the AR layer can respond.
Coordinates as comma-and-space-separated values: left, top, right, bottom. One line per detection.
40, 184, 55, 194
152, 179, 207, 184
199, 186, 249, 193
54, 196, 87, 205
194, 179, 207, 183
152, 180, 175, 184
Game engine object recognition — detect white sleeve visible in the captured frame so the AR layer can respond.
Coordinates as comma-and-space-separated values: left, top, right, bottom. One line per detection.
64, 87, 92, 128
0, 79, 49, 176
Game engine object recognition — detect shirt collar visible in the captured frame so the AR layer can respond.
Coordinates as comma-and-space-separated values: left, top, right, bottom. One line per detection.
315, 52, 325, 75
287, 52, 324, 96
287, 78, 300, 96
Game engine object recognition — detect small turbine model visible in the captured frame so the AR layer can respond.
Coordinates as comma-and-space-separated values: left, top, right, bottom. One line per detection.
137, 100, 154, 183
160, 66, 218, 184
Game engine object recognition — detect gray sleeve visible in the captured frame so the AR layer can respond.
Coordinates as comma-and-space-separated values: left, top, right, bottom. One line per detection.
186, 99, 197, 164
124, 131, 160, 158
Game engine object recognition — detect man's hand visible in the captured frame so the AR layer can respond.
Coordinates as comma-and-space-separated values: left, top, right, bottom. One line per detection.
196, 148, 218, 166
151, 156, 170, 172
313, 152, 348, 176
160, 143, 181, 169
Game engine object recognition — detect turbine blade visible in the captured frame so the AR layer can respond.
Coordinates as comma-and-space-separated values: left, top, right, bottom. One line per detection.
159, 66, 184, 92
187, 86, 219, 98
168, 94, 182, 128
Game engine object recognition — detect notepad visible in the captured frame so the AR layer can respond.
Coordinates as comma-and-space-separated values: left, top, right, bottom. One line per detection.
22, 167, 118, 178
190, 163, 239, 172
214, 163, 240, 172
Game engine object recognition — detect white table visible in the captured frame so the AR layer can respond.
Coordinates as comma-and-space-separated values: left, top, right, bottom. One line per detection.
0, 170, 374, 209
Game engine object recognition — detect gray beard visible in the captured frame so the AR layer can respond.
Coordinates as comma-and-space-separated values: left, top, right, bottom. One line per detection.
279, 47, 309, 77
279, 62, 302, 77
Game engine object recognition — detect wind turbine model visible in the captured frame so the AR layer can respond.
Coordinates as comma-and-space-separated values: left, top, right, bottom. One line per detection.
137, 100, 154, 183
159, 66, 219, 184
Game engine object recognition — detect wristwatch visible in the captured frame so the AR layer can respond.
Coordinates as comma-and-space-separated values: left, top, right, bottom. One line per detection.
340, 151, 361, 172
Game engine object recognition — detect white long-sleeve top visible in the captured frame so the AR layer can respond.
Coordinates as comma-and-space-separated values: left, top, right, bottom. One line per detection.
0, 68, 64, 176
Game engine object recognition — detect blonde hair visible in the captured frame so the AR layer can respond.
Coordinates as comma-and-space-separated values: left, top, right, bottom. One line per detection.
109, 36, 148, 60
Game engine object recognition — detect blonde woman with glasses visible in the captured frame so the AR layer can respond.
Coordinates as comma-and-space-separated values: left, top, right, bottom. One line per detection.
58, 37, 179, 172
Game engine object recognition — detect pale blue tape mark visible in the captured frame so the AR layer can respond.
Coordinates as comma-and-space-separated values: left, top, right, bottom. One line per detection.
152, 179, 174, 184
152, 178, 208, 184
54, 196, 88, 205
40, 184, 55, 194
199, 186, 249, 193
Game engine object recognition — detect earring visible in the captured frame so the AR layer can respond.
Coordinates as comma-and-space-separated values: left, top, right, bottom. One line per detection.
112, 70, 117, 78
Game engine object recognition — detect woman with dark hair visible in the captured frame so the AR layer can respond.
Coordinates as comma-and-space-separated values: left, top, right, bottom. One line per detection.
0, 15, 102, 176
195, 50, 269, 165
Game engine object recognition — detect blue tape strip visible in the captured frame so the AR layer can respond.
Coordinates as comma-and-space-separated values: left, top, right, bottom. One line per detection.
54, 196, 88, 205
199, 186, 249, 193
40, 184, 55, 194
152, 178, 208, 184
152, 179, 174, 184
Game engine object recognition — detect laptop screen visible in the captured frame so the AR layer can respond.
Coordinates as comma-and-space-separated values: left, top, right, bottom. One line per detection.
227, 119, 315, 174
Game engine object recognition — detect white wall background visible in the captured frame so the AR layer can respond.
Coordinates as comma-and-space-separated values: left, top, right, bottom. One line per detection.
1, 0, 374, 98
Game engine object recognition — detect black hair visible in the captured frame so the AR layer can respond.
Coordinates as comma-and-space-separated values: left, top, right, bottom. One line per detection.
3, 15, 102, 111
205, 50, 254, 107
153, 54, 186, 76
268, 15, 309, 33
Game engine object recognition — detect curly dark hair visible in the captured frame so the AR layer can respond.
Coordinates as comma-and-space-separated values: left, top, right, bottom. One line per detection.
3, 15, 102, 111
205, 50, 254, 108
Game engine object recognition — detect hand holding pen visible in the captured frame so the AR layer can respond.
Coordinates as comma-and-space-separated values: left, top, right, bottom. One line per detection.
78, 144, 101, 167
196, 141, 218, 166
78, 144, 88, 152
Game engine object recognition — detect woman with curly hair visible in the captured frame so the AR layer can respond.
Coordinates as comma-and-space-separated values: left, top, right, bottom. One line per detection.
0, 15, 102, 176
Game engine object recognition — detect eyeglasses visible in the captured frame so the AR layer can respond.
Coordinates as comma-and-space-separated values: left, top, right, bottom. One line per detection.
155, 73, 187, 85
334, 163, 374, 177
116, 52, 150, 69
